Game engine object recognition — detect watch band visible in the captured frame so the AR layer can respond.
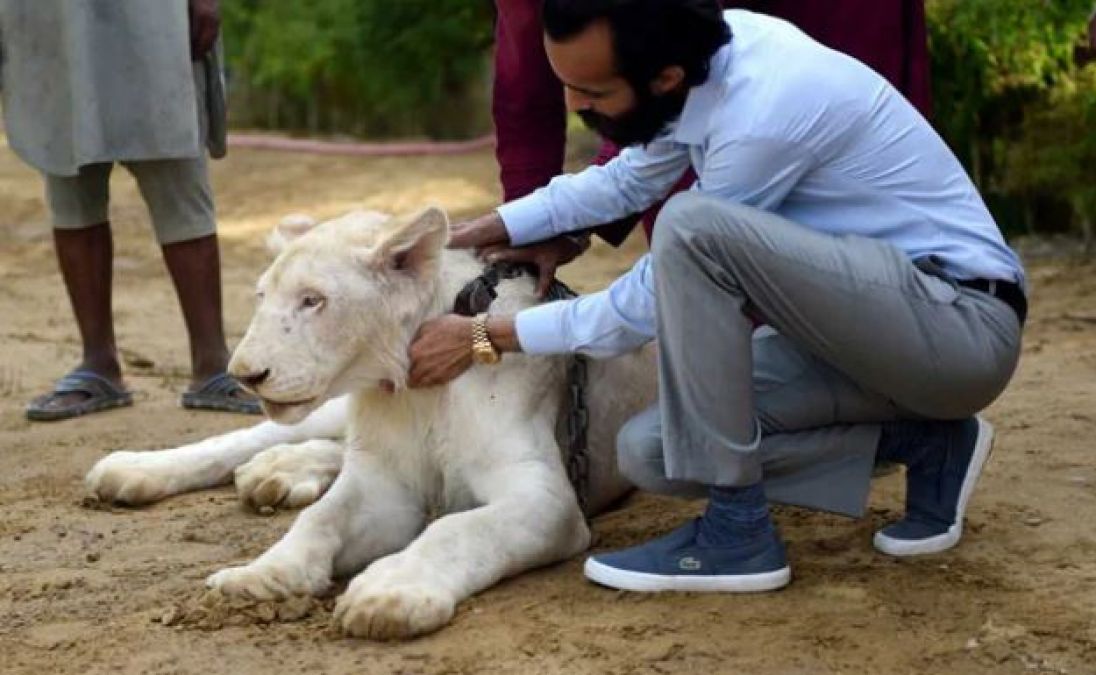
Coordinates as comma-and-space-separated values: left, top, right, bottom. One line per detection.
472, 313, 500, 364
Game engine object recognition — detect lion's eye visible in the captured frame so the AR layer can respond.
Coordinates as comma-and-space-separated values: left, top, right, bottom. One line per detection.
300, 294, 325, 310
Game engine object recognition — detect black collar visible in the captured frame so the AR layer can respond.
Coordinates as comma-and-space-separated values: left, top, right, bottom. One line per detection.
452, 262, 576, 316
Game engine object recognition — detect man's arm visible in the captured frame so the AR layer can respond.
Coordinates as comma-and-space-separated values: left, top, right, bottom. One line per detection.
446, 136, 690, 252
407, 254, 656, 387
502, 133, 818, 361
513, 254, 656, 358
498, 138, 692, 247
700, 135, 815, 209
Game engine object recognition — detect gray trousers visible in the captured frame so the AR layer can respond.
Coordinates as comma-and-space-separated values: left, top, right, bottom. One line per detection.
619, 192, 1023, 517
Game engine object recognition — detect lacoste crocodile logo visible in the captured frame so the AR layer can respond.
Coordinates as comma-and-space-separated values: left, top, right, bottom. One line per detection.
678, 556, 702, 571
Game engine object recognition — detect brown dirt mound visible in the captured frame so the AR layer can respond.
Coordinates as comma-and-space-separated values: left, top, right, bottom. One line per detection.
157, 590, 329, 631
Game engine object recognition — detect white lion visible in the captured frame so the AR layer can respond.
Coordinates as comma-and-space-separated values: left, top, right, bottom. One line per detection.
85, 207, 655, 639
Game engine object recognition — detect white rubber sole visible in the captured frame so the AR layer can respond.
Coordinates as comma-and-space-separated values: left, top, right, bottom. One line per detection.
873, 417, 995, 557
583, 557, 791, 593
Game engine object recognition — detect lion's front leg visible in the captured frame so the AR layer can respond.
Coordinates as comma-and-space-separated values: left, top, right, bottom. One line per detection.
335, 457, 588, 640
207, 451, 424, 600
85, 395, 348, 505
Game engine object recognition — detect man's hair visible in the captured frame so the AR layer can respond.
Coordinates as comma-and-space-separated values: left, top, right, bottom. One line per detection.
542, 0, 731, 90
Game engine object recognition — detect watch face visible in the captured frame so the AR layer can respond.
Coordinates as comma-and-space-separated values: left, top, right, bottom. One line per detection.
474, 345, 500, 365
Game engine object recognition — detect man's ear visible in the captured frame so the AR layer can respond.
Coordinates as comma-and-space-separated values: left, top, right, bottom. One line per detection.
267, 213, 319, 255
651, 65, 686, 96
371, 206, 449, 277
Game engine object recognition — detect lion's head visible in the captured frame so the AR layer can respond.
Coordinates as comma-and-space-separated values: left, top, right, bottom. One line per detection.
228, 207, 449, 423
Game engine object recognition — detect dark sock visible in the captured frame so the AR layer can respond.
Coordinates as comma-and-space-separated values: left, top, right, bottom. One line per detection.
878, 419, 973, 469
698, 483, 773, 546
877, 420, 933, 466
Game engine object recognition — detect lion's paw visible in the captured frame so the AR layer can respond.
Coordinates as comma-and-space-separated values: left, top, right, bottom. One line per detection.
85, 451, 176, 505
235, 441, 342, 510
206, 559, 330, 601
334, 570, 455, 640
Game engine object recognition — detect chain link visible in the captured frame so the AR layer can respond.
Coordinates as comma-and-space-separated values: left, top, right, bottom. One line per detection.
565, 355, 591, 518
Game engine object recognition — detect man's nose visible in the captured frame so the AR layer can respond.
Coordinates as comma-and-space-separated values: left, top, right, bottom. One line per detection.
565, 88, 592, 113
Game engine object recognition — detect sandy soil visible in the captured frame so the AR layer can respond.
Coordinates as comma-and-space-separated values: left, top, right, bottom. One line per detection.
1, 137, 1095, 675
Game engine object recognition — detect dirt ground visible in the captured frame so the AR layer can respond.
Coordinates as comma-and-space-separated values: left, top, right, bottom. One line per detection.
1, 135, 1095, 675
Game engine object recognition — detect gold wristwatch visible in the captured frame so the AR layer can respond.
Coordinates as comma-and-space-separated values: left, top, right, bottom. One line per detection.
471, 313, 501, 365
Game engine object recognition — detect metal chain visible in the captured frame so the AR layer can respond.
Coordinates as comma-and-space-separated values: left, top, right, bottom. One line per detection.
565, 354, 591, 518
451, 263, 590, 514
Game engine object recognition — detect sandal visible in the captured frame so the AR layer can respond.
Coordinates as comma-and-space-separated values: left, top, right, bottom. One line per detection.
26, 370, 134, 422
181, 372, 261, 415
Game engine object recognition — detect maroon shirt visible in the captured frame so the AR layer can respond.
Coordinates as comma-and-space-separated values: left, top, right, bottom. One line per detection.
492, 0, 933, 241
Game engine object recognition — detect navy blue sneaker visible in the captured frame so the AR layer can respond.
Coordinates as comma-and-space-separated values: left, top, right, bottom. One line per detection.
583, 518, 791, 593
874, 416, 994, 556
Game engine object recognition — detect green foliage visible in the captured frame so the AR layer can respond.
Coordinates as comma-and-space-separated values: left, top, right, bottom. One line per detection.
1002, 65, 1096, 251
926, 0, 1095, 243
221, 0, 494, 138
219, 0, 1096, 246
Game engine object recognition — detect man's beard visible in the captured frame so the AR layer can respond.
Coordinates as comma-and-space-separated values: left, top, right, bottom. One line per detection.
577, 86, 688, 147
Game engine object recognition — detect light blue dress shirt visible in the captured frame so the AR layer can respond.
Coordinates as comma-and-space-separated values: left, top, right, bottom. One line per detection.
498, 10, 1024, 358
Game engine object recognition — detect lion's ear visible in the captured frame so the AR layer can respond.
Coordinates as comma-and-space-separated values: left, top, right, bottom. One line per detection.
370, 206, 449, 277
266, 213, 319, 255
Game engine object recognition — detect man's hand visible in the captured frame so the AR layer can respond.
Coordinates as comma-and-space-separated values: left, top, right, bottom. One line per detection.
479, 234, 590, 298
448, 212, 510, 250
189, 0, 220, 61
408, 315, 475, 388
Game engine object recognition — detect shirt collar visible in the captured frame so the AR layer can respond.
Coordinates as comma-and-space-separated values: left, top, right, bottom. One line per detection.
672, 42, 732, 145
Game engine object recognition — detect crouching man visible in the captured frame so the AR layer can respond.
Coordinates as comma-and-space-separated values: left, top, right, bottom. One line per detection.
408, 0, 1025, 593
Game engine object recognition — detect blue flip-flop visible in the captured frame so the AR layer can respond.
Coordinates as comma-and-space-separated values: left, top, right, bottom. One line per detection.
26, 369, 133, 422
180, 372, 261, 415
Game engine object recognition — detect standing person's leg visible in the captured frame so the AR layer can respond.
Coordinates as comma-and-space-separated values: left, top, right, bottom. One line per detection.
493, 0, 567, 202
26, 164, 134, 421
127, 156, 258, 414
586, 192, 1021, 591
162, 234, 229, 383
53, 223, 119, 380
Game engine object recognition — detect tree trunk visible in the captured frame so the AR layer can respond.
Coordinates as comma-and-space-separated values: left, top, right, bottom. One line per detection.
307, 84, 320, 135
970, 136, 984, 190
1082, 216, 1093, 259
268, 88, 281, 130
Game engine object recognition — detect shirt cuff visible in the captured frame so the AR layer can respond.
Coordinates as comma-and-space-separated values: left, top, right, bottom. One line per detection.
514, 302, 572, 355
497, 193, 553, 246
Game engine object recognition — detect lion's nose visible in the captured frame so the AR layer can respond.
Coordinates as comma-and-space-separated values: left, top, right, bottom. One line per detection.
234, 368, 271, 390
